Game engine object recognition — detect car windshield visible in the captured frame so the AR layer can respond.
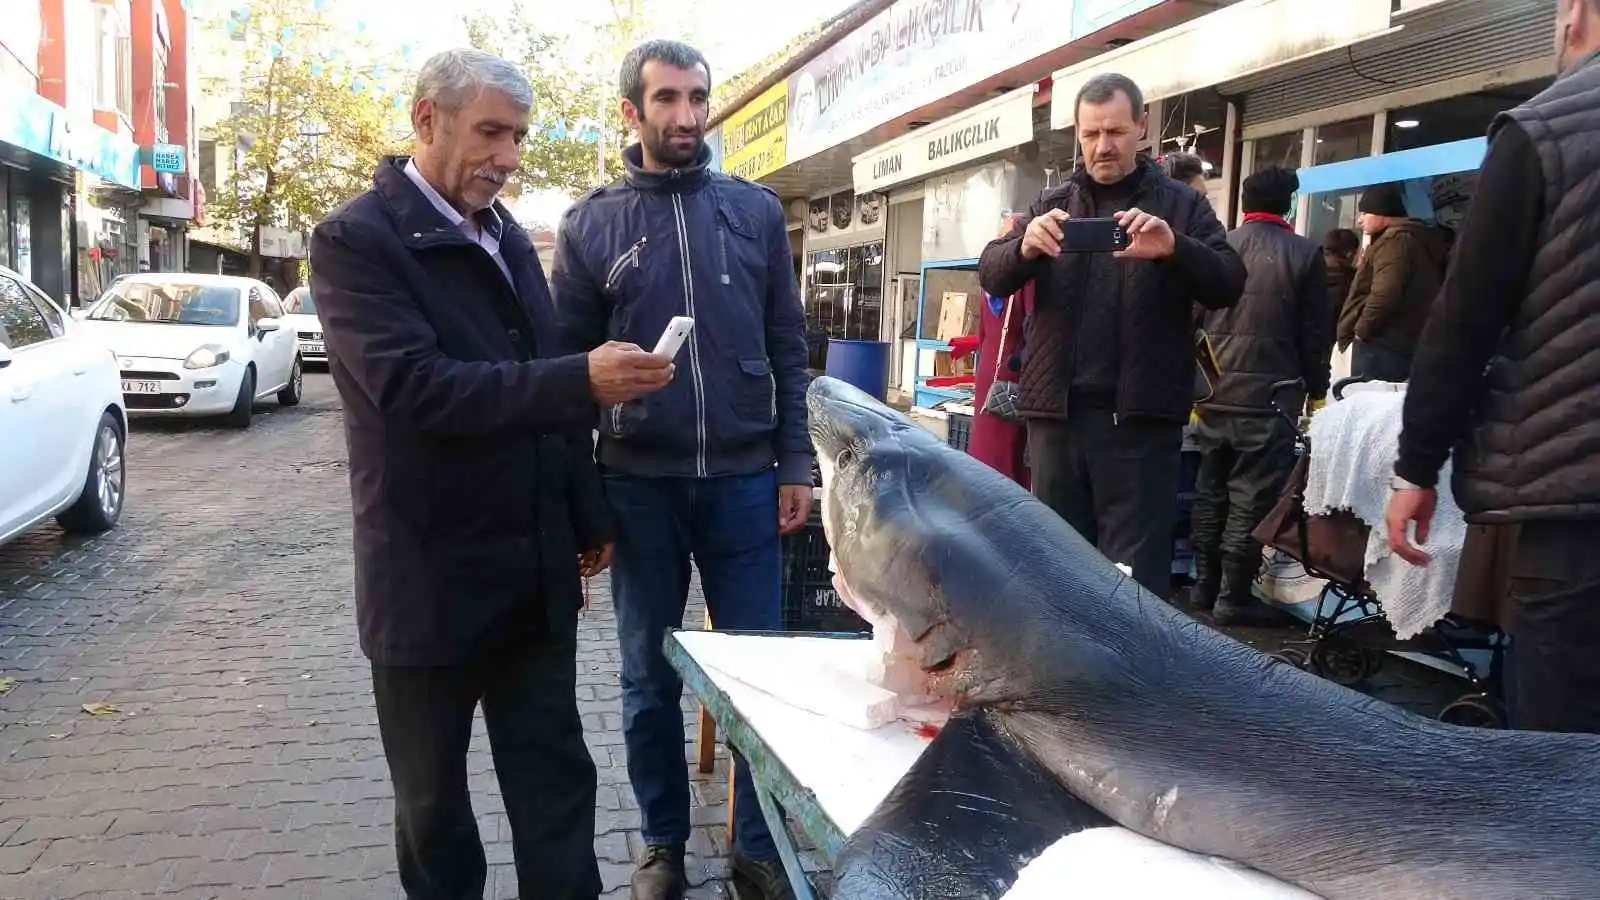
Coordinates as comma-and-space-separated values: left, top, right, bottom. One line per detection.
284, 287, 316, 315
89, 281, 242, 327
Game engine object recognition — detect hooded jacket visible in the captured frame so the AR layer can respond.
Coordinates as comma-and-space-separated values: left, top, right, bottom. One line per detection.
1336, 220, 1449, 356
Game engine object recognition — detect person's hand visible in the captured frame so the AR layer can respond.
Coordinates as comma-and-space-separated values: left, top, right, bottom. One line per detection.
1019, 209, 1070, 260
1112, 207, 1176, 260
588, 341, 673, 406
578, 543, 613, 578
1385, 487, 1437, 567
778, 484, 813, 535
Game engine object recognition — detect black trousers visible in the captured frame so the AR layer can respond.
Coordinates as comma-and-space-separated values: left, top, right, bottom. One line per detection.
1026, 408, 1182, 595
1190, 410, 1298, 568
1351, 339, 1413, 383
370, 605, 600, 900
1504, 521, 1600, 735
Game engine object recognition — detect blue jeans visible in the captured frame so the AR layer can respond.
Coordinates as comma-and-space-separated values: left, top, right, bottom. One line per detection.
606, 469, 783, 861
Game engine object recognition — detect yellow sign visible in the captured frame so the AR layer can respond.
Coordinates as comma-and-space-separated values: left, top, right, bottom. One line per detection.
720, 82, 788, 181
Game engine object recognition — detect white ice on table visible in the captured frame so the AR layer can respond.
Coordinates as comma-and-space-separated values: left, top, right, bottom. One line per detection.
675, 630, 934, 836
1004, 829, 1320, 899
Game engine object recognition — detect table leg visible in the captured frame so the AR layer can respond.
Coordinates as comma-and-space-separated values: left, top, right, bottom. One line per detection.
696, 612, 718, 773
750, 777, 816, 900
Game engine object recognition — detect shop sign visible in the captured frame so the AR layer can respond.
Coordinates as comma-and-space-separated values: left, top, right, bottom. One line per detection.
0, 81, 141, 189
720, 81, 788, 181
784, 0, 1163, 164
1050, 0, 1393, 129
150, 143, 186, 174
851, 84, 1036, 194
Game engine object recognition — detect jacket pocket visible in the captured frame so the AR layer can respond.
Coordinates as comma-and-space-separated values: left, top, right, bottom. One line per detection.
603, 235, 649, 295
735, 357, 777, 424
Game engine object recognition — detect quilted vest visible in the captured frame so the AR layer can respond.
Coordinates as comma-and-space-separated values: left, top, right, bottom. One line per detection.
1453, 50, 1600, 522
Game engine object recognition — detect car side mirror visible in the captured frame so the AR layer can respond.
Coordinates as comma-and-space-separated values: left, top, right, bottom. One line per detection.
255, 317, 281, 334
0, 344, 11, 369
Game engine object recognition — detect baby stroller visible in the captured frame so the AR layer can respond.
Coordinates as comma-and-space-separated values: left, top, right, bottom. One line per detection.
1251, 376, 1508, 729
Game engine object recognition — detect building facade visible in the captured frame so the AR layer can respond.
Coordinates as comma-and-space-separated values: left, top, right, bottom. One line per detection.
3, 0, 144, 306
708, 0, 1560, 407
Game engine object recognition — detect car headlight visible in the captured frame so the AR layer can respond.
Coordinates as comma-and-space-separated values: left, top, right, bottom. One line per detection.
183, 345, 231, 370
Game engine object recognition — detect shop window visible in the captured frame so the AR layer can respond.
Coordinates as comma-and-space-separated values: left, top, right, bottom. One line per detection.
803, 242, 884, 368
1314, 117, 1373, 165
1251, 131, 1303, 174
1386, 80, 1546, 152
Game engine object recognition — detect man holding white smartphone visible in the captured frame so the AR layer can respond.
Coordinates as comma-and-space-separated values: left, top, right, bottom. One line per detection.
550, 40, 813, 900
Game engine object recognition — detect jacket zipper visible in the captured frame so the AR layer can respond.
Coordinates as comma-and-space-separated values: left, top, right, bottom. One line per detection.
670, 193, 708, 477
716, 227, 731, 285
769, 372, 776, 422
604, 235, 648, 292
610, 402, 623, 434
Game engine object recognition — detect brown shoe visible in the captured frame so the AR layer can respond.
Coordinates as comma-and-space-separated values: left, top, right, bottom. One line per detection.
631, 843, 686, 900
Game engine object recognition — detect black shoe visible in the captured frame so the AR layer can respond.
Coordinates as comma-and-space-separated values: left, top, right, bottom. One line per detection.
1212, 598, 1297, 628
731, 853, 797, 900
631, 843, 687, 900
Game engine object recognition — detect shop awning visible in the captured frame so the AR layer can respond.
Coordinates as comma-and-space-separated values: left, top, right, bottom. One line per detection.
850, 85, 1038, 196
1048, 0, 1396, 131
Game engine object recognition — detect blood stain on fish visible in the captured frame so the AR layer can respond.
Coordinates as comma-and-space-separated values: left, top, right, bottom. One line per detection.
913, 722, 942, 740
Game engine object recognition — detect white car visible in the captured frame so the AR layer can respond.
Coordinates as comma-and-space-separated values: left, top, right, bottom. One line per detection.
0, 265, 127, 545
76, 273, 303, 428
281, 285, 327, 365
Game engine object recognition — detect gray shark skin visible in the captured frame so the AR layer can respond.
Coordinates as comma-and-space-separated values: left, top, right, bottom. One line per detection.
807, 375, 1600, 900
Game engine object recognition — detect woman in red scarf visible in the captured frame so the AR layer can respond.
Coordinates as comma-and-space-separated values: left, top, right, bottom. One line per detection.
968, 213, 1031, 488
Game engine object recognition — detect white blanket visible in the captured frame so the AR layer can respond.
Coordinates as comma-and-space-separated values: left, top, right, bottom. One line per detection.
1303, 391, 1463, 639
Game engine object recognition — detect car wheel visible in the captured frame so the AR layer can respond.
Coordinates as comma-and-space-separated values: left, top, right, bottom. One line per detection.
57, 412, 126, 534
278, 355, 303, 406
225, 366, 255, 428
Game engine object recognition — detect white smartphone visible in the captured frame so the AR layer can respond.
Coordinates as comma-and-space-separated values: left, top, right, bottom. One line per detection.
652, 316, 695, 359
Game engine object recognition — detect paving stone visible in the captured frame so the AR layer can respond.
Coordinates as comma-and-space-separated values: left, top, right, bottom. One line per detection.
0, 374, 1467, 897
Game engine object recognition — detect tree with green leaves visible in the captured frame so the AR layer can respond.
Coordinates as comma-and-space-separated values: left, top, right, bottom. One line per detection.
462, 2, 621, 197
200, 0, 412, 275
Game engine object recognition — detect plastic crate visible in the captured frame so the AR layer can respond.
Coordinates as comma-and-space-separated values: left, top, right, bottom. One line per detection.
780, 514, 869, 634
946, 412, 973, 453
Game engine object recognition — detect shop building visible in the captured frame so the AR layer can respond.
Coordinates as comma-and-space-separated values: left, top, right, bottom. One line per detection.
708, 0, 1560, 408
2, 0, 143, 306
707, 0, 1251, 406
130, 0, 198, 276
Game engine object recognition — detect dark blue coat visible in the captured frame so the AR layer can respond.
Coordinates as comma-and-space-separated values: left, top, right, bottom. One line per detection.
309, 156, 611, 666
551, 143, 813, 485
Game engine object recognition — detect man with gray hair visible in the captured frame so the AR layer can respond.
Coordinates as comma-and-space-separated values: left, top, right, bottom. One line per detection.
310, 48, 675, 899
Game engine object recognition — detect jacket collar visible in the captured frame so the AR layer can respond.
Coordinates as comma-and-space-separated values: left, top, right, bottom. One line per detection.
1242, 212, 1293, 230
622, 142, 712, 193
1558, 46, 1600, 81
372, 155, 524, 251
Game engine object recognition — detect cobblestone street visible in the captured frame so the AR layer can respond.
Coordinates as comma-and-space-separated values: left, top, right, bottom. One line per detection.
0, 374, 738, 899
0, 373, 1466, 900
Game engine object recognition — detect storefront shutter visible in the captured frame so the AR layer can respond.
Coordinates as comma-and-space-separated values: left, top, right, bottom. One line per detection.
1227, 0, 1554, 131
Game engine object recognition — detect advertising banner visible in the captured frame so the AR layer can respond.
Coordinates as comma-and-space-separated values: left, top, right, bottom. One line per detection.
0, 81, 141, 189
720, 81, 788, 181
783, 0, 1166, 163
851, 84, 1036, 194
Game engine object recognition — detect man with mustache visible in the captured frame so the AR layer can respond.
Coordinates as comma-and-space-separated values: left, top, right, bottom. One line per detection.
309, 48, 675, 899
552, 39, 811, 900
979, 73, 1246, 599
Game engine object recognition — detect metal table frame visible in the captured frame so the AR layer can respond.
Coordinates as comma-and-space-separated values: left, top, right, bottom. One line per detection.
665, 628, 873, 900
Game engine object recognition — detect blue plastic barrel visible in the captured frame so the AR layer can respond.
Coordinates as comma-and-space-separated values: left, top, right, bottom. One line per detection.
824, 339, 891, 401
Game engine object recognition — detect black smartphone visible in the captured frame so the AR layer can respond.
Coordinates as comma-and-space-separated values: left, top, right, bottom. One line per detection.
1060, 217, 1130, 253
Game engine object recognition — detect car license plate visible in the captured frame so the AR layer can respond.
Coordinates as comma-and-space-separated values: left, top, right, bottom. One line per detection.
121, 380, 163, 394
303, 341, 325, 354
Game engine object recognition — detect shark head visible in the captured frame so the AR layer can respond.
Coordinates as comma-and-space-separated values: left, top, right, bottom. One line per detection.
807, 376, 1132, 710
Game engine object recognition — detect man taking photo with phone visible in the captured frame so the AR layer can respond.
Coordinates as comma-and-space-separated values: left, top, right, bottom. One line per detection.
551, 39, 812, 900
979, 72, 1246, 597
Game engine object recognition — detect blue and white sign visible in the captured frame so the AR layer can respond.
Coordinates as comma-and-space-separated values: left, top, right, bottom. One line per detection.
150, 143, 186, 174
0, 82, 141, 189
